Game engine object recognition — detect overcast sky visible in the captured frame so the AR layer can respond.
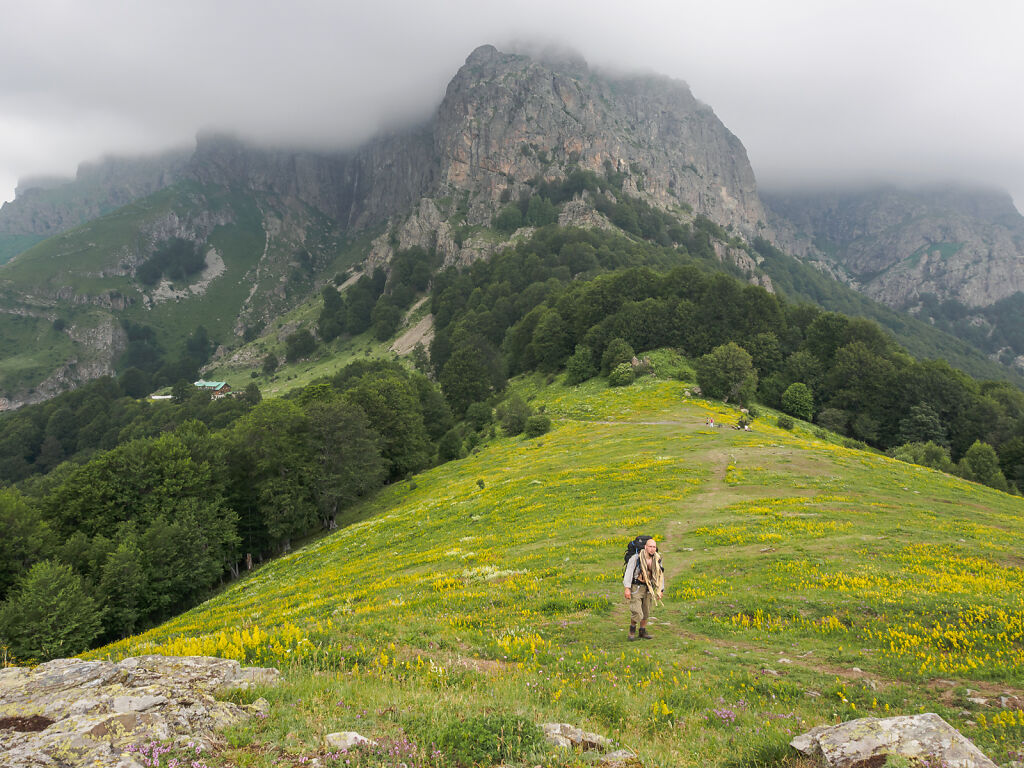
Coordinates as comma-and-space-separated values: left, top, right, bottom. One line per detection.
1, 0, 1022, 210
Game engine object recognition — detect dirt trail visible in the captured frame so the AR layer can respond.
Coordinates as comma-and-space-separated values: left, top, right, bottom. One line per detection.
598, 409, 1024, 701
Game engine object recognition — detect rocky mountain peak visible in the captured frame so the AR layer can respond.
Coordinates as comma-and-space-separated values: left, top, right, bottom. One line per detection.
434, 45, 765, 235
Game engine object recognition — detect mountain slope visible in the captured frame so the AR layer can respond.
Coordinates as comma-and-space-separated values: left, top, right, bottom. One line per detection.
0, 180, 366, 405
0, 148, 190, 264
764, 185, 1024, 370
2, 44, 1022, 406
0, 44, 767, 406
88, 375, 1024, 766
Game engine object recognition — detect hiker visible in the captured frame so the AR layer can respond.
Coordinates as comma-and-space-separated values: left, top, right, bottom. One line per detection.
623, 537, 665, 640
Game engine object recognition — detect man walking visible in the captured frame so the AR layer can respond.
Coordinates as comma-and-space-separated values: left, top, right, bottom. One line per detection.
623, 537, 665, 640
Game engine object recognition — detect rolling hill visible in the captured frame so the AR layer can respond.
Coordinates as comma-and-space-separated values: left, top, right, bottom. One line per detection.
86, 370, 1024, 767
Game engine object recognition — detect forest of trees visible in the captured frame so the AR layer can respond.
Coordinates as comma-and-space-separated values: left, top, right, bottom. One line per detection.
427, 225, 1024, 491
116, 321, 217, 397
0, 361, 456, 662
136, 237, 206, 286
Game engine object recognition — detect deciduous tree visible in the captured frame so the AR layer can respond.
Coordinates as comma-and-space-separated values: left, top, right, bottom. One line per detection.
0, 560, 101, 662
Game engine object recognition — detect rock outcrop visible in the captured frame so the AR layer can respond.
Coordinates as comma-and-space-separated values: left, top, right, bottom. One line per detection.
791, 713, 998, 768
0, 149, 191, 241
0, 655, 279, 768
540, 722, 635, 764
764, 184, 1024, 310
434, 44, 766, 236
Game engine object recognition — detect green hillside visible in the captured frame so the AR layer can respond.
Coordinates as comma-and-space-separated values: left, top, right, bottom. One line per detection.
0, 234, 46, 265
750, 237, 1020, 386
0, 180, 367, 400
88, 374, 1024, 767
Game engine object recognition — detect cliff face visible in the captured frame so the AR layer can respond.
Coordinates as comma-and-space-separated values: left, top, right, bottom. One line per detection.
435, 45, 765, 234
163, 45, 770, 287
182, 45, 767, 241
763, 185, 1024, 310
185, 129, 440, 231
0, 149, 190, 238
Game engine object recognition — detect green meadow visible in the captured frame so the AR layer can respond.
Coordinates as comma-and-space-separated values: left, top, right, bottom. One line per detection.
87, 372, 1024, 767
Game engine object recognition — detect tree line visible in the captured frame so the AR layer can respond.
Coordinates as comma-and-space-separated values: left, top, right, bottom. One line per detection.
427, 225, 1024, 491
0, 360, 454, 663
0, 375, 252, 483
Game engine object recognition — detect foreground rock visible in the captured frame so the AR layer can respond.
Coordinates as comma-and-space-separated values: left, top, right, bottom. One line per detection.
325, 731, 376, 750
541, 721, 637, 764
542, 722, 614, 750
791, 713, 997, 768
0, 655, 279, 768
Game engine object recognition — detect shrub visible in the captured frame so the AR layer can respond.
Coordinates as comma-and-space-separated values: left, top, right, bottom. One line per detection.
887, 441, 953, 472
243, 383, 262, 405
695, 342, 757, 404
493, 205, 523, 234
524, 414, 551, 438
284, 330, 316, 362
465, 402, 493, 432
780, 382, 813, 421
777, 415, 794, 430
0, 560, 102, 662
608, 362, 635, 387
816, 407, 848, 435
497, 395, 531, 436
564, 344, 597, 385
851, 413, 880, 443
958, 440, 1010, 492
370, 299, 403, 341
898, 403, 947, 446
430, 714, 544, 768
601, 338, 634, 375
437, 428, 463, 462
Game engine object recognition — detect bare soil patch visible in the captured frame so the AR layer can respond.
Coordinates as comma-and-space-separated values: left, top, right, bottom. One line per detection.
391, 309, 434, 356
0, 714, 54, 732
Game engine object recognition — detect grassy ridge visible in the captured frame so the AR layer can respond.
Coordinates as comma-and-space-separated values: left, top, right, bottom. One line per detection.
87, 373, 1024, 767
0, 313, 78, 395
0, 182, 361, 397
0, 234, 46, 266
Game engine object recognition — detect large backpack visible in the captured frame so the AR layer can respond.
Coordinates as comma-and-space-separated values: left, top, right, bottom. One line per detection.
623, 534, 653, 566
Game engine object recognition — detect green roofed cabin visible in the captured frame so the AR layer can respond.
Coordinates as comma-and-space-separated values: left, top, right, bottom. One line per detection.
193, 380, 232, 398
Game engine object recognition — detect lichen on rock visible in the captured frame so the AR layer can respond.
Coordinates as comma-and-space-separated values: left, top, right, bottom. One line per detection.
0, 655, 279, 768
791, 713, 998, 768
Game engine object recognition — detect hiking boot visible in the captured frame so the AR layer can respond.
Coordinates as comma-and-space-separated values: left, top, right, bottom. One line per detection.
628, 624, 637, 641
639, 627, 653, 640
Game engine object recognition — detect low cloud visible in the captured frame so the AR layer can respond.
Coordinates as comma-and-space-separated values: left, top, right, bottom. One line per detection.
1, 1, 1021, 210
